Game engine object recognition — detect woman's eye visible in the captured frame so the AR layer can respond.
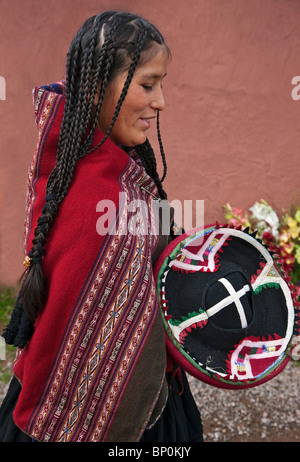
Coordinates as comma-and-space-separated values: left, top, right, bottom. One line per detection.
142, 85, 153, 91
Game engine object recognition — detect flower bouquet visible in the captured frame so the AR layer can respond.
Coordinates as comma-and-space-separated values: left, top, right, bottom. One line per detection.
223, 200, 300, 292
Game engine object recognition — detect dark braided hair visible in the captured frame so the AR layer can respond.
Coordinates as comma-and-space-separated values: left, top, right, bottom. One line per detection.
21, 11, 170, 321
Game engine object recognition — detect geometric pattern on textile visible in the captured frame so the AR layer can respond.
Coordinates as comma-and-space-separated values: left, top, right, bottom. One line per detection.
37, 160, 158, 442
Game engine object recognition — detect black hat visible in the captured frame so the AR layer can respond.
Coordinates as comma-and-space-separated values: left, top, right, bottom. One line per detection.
154, 224, 300, 389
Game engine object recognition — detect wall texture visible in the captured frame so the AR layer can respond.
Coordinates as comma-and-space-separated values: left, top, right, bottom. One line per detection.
1, 0, 300, 285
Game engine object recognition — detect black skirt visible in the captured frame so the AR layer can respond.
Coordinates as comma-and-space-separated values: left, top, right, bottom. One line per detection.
0, 370, 203, 443
141, 369, 203, 442
0, 376, 32, 442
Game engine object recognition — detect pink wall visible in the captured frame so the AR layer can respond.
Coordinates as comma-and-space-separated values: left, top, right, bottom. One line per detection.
1, 0, 300, 286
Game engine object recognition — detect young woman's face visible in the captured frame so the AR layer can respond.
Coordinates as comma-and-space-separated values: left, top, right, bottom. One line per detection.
97, 47, 168, 147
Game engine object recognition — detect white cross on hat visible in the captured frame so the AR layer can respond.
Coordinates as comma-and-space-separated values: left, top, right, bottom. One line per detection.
206, 278, 251, 329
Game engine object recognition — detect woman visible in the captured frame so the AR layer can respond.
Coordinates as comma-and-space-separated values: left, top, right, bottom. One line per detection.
0, 11, 203, 442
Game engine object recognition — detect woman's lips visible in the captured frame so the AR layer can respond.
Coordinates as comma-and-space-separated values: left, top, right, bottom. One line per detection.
140, 117, 155, 129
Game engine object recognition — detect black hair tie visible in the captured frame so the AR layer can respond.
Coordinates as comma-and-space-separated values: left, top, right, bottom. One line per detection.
45, 193, 57, 202
42, 194, 57, 214
28, 241, 46, 265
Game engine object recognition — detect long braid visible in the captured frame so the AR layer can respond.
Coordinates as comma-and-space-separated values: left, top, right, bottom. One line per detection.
55, 25, 100, 198
156, 111, 167, 183
21, 12, 170, 321
136, 139, 168, 200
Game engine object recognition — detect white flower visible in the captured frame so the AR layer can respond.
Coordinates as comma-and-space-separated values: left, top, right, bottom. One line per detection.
266, 210, 279, 229
250, 201, 269, 220
249, 200, 279, 239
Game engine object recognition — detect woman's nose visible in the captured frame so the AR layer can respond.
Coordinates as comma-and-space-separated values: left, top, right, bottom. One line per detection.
151, 87, 165, 111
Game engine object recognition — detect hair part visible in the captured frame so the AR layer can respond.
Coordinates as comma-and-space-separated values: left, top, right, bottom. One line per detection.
21, 11, 169, 321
